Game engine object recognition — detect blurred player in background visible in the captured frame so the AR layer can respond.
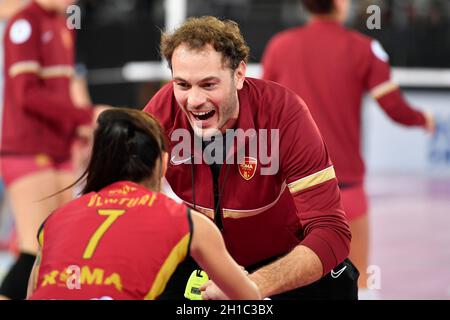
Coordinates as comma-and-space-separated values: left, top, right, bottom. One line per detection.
0, 0, 106, 299
27, 108, 261, 300
262, 0, 434, 299
0, 0, 28, 251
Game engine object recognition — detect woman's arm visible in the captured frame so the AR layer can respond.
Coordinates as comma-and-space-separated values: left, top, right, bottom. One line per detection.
189, 211, 261, 300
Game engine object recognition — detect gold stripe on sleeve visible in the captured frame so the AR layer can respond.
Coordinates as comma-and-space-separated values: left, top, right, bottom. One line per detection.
371, 81, 398, 99
288, 166, 336, 194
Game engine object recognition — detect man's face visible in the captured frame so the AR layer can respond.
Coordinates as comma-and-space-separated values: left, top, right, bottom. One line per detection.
171, 44, 246, 138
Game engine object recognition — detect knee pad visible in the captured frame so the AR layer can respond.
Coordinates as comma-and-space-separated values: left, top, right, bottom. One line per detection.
0, 252, 36, 299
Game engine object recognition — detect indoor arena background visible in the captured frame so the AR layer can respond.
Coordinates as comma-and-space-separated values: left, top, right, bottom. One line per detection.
0, 0, 449, 300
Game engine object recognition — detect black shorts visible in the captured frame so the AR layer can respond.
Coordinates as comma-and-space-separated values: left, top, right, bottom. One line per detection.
158, 257, 359, 300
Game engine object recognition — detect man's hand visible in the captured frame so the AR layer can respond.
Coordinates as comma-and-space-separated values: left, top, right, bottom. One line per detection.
200, 265, 250, 300
200, 280, 230, 300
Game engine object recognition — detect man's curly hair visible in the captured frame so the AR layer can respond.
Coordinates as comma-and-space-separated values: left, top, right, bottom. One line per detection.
161, 16, 250, 71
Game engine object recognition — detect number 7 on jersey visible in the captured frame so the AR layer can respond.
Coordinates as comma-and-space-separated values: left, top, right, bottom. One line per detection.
83, 209, 125, 259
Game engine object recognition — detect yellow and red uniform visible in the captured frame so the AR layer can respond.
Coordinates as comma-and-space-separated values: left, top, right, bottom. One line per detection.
29, 181, 191, 300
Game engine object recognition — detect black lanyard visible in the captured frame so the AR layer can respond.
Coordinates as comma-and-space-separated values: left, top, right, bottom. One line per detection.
201, 135, 230, 231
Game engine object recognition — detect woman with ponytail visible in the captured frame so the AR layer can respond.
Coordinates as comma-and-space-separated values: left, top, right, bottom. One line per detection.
26, 108, 260, 300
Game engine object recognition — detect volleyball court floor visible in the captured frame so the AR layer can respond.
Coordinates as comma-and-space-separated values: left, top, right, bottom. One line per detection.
0, 173, 449, 299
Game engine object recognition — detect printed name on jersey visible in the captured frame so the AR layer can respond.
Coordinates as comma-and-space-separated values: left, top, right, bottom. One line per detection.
40, 265, 123, 292
371, 40, 389, 62
10, 19, 32, 44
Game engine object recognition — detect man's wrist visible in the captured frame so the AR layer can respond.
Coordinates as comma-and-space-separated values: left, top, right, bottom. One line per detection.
249, 271, 269, 299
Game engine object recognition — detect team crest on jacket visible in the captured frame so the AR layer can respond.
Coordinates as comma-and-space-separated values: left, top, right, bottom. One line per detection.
238, 157, 257, 181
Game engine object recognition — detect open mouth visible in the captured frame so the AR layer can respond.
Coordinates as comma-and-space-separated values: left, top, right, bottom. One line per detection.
191, 110, 216, 121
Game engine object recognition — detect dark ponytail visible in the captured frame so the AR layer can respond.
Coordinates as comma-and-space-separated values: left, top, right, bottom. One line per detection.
79, 108, 167, 194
